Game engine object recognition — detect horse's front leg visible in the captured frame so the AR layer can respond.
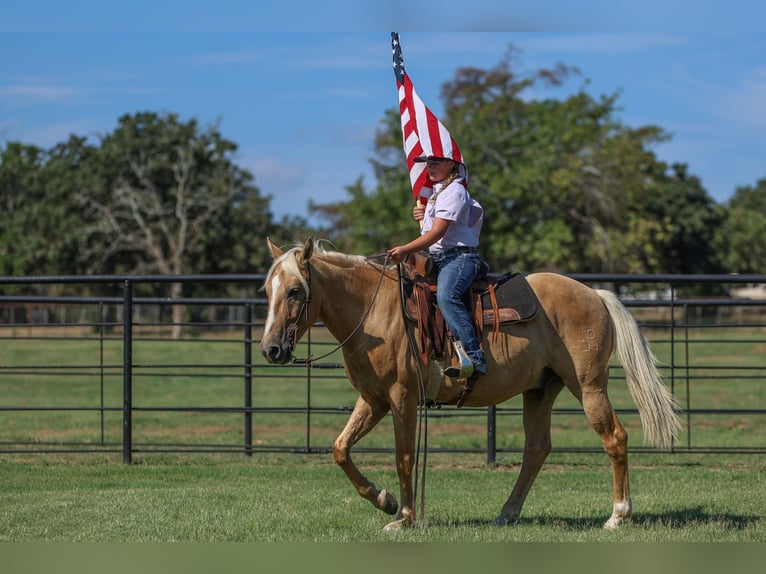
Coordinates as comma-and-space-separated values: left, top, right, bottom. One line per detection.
333, 395, 397, 515
382, 384, 419, 531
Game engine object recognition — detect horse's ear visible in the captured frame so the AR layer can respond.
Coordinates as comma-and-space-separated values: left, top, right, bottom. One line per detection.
299, 238, 314, 263
267, 237, 283, 259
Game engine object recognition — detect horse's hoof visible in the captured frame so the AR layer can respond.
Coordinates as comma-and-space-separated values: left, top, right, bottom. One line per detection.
492, 513, 518, 526
604, 501, 631, 529
603, 515, 627, 530
377, 489, 398, 515
383, 518, 411, 532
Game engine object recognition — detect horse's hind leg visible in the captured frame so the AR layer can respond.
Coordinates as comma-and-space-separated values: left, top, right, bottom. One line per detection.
495, 373, 564, 525
333, 395, 397, 515
581, 384, 631, 529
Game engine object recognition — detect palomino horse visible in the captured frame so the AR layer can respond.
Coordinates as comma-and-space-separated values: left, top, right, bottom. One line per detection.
260, 238, 681, 531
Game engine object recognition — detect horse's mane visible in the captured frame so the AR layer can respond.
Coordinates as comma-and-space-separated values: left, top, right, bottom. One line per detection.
264, 239, 375, 294
312, 240, 370, 269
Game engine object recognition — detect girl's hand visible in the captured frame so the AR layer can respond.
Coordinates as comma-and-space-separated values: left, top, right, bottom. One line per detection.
387, 246, 409, 263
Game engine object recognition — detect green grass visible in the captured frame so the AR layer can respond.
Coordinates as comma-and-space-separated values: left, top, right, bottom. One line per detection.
1, 326, 764, 542
1, 326, 764, 454
0, 453, 763, 542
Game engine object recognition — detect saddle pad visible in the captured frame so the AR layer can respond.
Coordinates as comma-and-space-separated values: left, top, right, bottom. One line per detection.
479, 273, 537, 325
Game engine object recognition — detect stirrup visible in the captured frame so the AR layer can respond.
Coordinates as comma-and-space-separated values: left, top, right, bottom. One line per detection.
456, 372, 482, 408
443, 341, 474, 378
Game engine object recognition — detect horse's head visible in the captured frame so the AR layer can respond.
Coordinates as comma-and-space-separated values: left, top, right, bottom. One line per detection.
260, 238, 315, 364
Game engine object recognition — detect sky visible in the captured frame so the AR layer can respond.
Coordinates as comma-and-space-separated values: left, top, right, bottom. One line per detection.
2, 3, 766, 224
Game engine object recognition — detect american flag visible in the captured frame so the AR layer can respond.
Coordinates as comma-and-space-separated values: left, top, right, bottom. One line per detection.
391, 32, 467, 204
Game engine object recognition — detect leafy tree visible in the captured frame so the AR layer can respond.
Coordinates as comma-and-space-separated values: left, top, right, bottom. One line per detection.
640, 164, 725, 274
0, 142, 46, 277
41, 136, 98, 278
77, 112, 272, 335
311, 50, 730, 276
187, 192, 305, 303
717, 177, 766, 273
0, 137, 93, 286
2, 114, 282, 293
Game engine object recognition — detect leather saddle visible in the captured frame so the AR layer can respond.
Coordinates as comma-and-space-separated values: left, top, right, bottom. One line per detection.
398, 252, 538, 364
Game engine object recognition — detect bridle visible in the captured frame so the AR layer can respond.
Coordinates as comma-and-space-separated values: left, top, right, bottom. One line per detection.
282, 250, 431, 525
284, 262, 312, 359
290, 253, 392, 365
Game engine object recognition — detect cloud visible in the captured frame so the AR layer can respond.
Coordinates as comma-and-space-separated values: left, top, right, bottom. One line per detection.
721, 66, 766, 128
242, 154, 315, 219
0, 83, 80, 102
663, 62, 766, 131
0, 77, 165, 109
244, 155, 307, 191
323, 88, 370, 98
293, 53, 380, 70
648, 62, 766, 200
189, 50, 264, 65
188, 40, 380, 70
7, 119, 104, 147
522, 33, 687, 55
0, 121, 13, 140
287, 122, 377, 148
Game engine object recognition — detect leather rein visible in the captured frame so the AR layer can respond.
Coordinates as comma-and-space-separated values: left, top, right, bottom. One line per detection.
290, 253, 393, 365
286, 250, 431, 525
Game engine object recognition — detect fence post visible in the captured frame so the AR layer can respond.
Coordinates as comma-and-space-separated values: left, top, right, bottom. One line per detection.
305, 326, 312, 453
99, 301, 106, 445
487, 405, 496, 465
682, 301, 691, 452
244, 303, 253, 456
122, 279, 133, 464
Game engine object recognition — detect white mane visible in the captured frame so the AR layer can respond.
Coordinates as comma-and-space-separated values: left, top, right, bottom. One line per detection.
263, 240, 371, 295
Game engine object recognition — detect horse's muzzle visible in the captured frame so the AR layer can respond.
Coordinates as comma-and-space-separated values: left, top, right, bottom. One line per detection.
260, 341, 292, 364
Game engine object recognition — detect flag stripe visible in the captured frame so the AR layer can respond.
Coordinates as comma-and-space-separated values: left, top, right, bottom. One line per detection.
392, 32, 465, 201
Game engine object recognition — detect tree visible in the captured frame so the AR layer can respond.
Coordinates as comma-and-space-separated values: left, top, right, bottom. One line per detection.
312, 48, 733, 276
77, 112, 270, 336
0, 142, 46, 278
0, 137, 93, 286
639, 164, 725, 274
717, 177, 766, 273
41, 136, 99, 278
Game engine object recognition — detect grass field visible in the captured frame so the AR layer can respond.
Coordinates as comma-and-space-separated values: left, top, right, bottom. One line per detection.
1, 325, 764, 542
0, 452, 764, 542
1, 324, 763, 454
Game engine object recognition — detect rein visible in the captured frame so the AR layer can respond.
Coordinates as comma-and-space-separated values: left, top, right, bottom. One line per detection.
291, 253, 392, 365
396, 262, 431, 526
288, 250, 431, 525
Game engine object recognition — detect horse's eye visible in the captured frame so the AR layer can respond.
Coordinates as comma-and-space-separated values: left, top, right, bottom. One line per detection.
288, 286, 303, 299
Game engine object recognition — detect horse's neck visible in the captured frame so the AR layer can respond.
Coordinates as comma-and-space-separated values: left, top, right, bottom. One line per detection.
314, 261, 397, 343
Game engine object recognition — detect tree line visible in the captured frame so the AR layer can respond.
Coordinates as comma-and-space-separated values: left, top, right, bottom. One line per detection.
2, 52, 765, 299
312, 57, 765, 277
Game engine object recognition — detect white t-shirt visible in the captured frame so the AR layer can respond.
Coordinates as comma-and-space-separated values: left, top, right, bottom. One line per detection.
421, 178, 483, 253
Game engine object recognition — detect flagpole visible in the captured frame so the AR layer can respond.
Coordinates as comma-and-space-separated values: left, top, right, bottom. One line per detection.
392, 32, 425, 229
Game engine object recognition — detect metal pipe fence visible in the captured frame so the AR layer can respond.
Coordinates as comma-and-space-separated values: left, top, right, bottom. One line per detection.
1, 273, 765, 463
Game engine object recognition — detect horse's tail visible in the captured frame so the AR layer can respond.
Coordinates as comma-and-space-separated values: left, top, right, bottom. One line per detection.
596, 289, 682, 450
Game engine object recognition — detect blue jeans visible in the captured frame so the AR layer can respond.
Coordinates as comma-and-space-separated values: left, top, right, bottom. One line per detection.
432, 248, 486, 375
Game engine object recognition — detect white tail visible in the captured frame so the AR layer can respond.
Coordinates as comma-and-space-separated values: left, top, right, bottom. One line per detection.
596, 289, 682, 449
